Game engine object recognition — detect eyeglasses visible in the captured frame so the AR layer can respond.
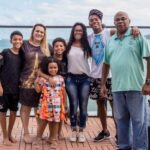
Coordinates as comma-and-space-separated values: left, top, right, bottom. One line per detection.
74, 29, 83, 32
115, 17, 128, 22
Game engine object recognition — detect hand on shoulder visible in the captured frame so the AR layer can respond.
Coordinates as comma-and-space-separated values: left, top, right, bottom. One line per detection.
0, 82, 3, 96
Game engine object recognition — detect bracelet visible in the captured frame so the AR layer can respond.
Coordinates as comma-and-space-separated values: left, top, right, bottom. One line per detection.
146, 79, 150, 85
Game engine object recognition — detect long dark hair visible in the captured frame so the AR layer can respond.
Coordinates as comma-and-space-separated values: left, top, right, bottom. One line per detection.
66, 22, 91, 57
40, 56, 60, 76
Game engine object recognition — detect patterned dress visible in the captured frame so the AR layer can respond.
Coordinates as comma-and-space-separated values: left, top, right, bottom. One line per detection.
37, 75, 65, 122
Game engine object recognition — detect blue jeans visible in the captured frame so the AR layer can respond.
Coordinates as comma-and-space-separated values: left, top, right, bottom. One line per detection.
66, 73, 90, 129
113, 91, 148, 150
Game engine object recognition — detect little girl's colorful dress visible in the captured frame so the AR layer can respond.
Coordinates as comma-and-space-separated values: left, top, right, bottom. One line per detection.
37, 75, 65, 122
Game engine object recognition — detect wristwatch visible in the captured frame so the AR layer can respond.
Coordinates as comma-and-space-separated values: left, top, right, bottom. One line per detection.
146, 79, 150, 85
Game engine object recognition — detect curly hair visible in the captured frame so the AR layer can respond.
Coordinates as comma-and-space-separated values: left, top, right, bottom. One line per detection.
10, 30, 23, 40
40, 56, 60, 76
66, 22, 91, 57
52, 37, 67, 48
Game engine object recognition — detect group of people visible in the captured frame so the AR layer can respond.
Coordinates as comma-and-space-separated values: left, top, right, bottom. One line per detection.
0, 8, 150, 150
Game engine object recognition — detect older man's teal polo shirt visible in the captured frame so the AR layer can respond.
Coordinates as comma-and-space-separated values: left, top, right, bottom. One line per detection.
104, 27, 150, 92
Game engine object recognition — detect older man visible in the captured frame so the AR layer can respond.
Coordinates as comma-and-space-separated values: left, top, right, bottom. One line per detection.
101, 11, 150, 150
88, 9, 140, 143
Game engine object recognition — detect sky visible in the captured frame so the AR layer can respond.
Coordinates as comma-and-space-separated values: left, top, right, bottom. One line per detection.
0, 0, 150, 26
0, 0, 150, 42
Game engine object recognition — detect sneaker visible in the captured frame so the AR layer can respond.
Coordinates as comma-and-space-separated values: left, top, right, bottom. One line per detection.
78, 132, 86, 143
94, 130, 110, 142
70, 131, 77, 142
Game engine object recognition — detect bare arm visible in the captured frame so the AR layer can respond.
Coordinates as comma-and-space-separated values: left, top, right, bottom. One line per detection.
131, 26, 140, 38
62, 87, 68, 123
34, 83, 41, 93
142, 57, 150, 95
0, 82, 3, 96
100, 63, 110, 98
38, 69, 49, 80
0, 55, 4, 96
34, 78, 41, 93
101, 63, 110, 86
63, 88, 67, 110
146, 57, 150, 79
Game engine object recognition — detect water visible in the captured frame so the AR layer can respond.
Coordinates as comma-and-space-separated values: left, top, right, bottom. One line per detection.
1, 27, 150, 116
0, 27, 100, 116
0, 27, 150, 50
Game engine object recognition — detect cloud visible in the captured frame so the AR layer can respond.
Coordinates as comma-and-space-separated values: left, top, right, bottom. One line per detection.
0, 0, 150, 40
0, 0, 150, 26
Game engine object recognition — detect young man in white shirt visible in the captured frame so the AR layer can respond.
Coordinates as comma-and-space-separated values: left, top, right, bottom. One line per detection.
88, 9, 113, 141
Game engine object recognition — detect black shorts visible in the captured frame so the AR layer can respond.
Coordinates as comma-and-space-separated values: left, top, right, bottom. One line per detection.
89, 78, 112, 101
0, 93, 19, 112
19, 88, 41, 107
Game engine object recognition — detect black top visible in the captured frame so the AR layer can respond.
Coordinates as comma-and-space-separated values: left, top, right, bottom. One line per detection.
0, 49, 23, 94
58, 56, 68, 79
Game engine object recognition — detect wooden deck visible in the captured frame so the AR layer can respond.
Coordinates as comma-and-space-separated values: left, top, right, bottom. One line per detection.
0, 117, 117, 150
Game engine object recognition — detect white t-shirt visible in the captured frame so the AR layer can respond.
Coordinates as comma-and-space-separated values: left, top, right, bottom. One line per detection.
88, 29, 111, 78
67, 46, 90, 76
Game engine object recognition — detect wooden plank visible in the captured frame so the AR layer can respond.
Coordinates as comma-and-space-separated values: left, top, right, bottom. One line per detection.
25, 143, 32, 150
19, 129, 26, 150
0, 117, 117, 150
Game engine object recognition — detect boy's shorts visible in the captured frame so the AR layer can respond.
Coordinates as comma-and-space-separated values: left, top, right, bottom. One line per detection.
89, 78, 112, 101
0, 93, 19, 112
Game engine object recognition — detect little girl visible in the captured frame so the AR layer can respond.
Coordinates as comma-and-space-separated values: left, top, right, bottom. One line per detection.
34, 56, 66, 149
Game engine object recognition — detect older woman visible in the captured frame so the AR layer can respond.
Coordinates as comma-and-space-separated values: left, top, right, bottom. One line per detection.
19, 24, 52, 143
